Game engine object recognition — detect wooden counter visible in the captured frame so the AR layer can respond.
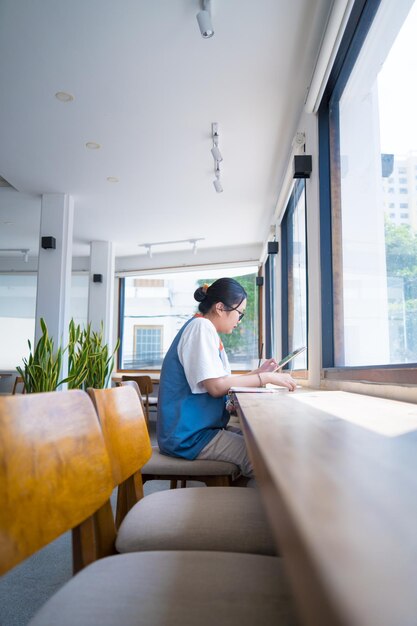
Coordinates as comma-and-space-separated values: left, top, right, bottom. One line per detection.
234, 389, 417, 626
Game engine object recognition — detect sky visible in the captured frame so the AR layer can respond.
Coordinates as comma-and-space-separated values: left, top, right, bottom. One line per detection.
378, 1, 417, 156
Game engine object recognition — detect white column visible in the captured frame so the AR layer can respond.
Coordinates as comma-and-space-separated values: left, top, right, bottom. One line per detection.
35, 194, 74, 367
88, 241, 115, 348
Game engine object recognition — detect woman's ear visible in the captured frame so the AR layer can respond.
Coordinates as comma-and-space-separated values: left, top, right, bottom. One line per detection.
214, 302, 225, 317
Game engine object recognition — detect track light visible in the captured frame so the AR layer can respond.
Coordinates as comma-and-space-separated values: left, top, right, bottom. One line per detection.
211, 122, 223, 192
211, 122, 222, 162
213, 177, 223, 193
211, 145, 223, 162
213, 163, 223, 193
0, 248, 30, 261
139, 238, 205, 256
196, 0, 214, 38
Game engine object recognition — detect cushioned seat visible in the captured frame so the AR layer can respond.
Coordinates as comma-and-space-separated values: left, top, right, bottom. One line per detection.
29, 551, 299, 626
142, 445, 239, 480
88, 386, 278, 556
116, 486, 275, 555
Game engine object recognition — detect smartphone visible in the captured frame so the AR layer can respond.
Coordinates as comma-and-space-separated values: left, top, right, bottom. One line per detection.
274, 346, 306, 371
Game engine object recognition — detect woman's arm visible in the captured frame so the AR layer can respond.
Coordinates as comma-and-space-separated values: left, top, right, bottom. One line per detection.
202, 370, 297, 397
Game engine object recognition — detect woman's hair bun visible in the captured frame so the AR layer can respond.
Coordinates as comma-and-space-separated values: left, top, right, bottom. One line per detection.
194, 283, 209, 302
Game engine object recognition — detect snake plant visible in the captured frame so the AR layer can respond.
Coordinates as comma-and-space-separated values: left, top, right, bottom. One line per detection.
16, 318, 67, 393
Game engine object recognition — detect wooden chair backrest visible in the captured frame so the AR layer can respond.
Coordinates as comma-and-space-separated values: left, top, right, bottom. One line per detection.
118, 379, 147, 415
122, 374, 153, 395
87, 386, 152, 486
0, 390, 114, 575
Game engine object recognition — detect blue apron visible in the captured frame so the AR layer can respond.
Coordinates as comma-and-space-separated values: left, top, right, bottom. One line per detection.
157, 317, 229, 459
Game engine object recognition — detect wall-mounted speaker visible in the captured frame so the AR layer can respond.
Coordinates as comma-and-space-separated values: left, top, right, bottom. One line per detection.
256, 276, 264, 287
293, 154, 312, 179
93, 274, 103, 283
267, 241, 279, 254
41, 236, 56, 249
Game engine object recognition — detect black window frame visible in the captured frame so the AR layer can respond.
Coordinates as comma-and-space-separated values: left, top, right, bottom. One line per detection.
318, 0, 417, 383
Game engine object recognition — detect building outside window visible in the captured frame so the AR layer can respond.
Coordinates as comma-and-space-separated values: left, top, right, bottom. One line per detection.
331, 0, 417, 366
133, 326, 163, 367
119, 266, 259, 370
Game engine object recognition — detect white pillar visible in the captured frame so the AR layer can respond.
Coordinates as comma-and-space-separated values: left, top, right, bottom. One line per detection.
35, 194, 74, 368
88, 241, 115, 348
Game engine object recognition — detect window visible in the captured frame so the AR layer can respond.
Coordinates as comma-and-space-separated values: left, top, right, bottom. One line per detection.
119, 266, 260, 370
399, 177, 408, 183
281, 179, 308, 370
0, 273, 89, 369
133, 326, 163, 366
399, 203, 408, 208
322, 0, 417, 369
388, 203, 395, 208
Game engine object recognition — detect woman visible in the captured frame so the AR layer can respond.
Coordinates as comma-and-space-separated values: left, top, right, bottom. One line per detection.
157, 277, 296, 477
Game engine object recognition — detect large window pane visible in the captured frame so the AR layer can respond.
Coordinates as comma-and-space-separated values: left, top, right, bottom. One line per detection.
0, 274, 36, 369
335, 0, 417, 366
0, 273, 89, 370
281, 180, 308, 369
120, 266, 259, 370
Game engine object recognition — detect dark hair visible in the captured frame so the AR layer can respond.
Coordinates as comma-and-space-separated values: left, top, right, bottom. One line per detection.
194, 277, 247, 314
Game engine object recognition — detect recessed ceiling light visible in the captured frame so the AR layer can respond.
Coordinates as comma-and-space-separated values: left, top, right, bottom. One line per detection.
55, 91, 74, 102
107, 176, 119, 183
85, 142, 101, 150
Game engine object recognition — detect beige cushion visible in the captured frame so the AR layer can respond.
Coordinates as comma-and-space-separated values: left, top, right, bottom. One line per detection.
142, 446, 239, 479
116, 487, 276, 556
29, 551, 298, 626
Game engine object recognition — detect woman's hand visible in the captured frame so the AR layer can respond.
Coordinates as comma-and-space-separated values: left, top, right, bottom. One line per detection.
267, 371, 297, 391
256, 358, 279, 373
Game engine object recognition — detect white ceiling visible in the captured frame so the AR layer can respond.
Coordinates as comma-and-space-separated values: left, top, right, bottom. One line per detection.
0, 0, 333, 263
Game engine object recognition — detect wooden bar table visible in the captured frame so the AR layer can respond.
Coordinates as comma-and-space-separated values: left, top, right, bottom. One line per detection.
234, 389, 417, 626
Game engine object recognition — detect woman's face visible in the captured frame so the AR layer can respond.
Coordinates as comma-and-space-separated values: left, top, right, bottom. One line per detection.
219, 298, 247, 334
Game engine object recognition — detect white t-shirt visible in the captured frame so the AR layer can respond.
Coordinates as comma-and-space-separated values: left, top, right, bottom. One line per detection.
177, 317, 231, 393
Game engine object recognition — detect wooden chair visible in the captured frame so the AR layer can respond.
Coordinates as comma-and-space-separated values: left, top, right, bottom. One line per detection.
88, 385, 277, 556
116, 379, 148, 428
1, 390, 296, 626
11, 375, 25, 394
0, 390, 115, 576
118, 378, 240, 489
121, 375, 157, 424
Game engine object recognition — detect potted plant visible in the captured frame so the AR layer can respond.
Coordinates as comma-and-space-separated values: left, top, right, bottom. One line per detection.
17, 318, 120, 393
67, 320, 119, 390
16, 318, 68, 393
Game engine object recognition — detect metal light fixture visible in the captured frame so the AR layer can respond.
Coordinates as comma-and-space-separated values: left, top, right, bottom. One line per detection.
196, 0, 214, 38
139, 238, 205, 256
211, 122, 223, 162
0, 248, 30, 262
213, 177, 223, 193
211, 122, 223, 192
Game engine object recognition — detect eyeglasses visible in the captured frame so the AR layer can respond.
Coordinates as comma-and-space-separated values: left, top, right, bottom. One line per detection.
225, 304, 245, 321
